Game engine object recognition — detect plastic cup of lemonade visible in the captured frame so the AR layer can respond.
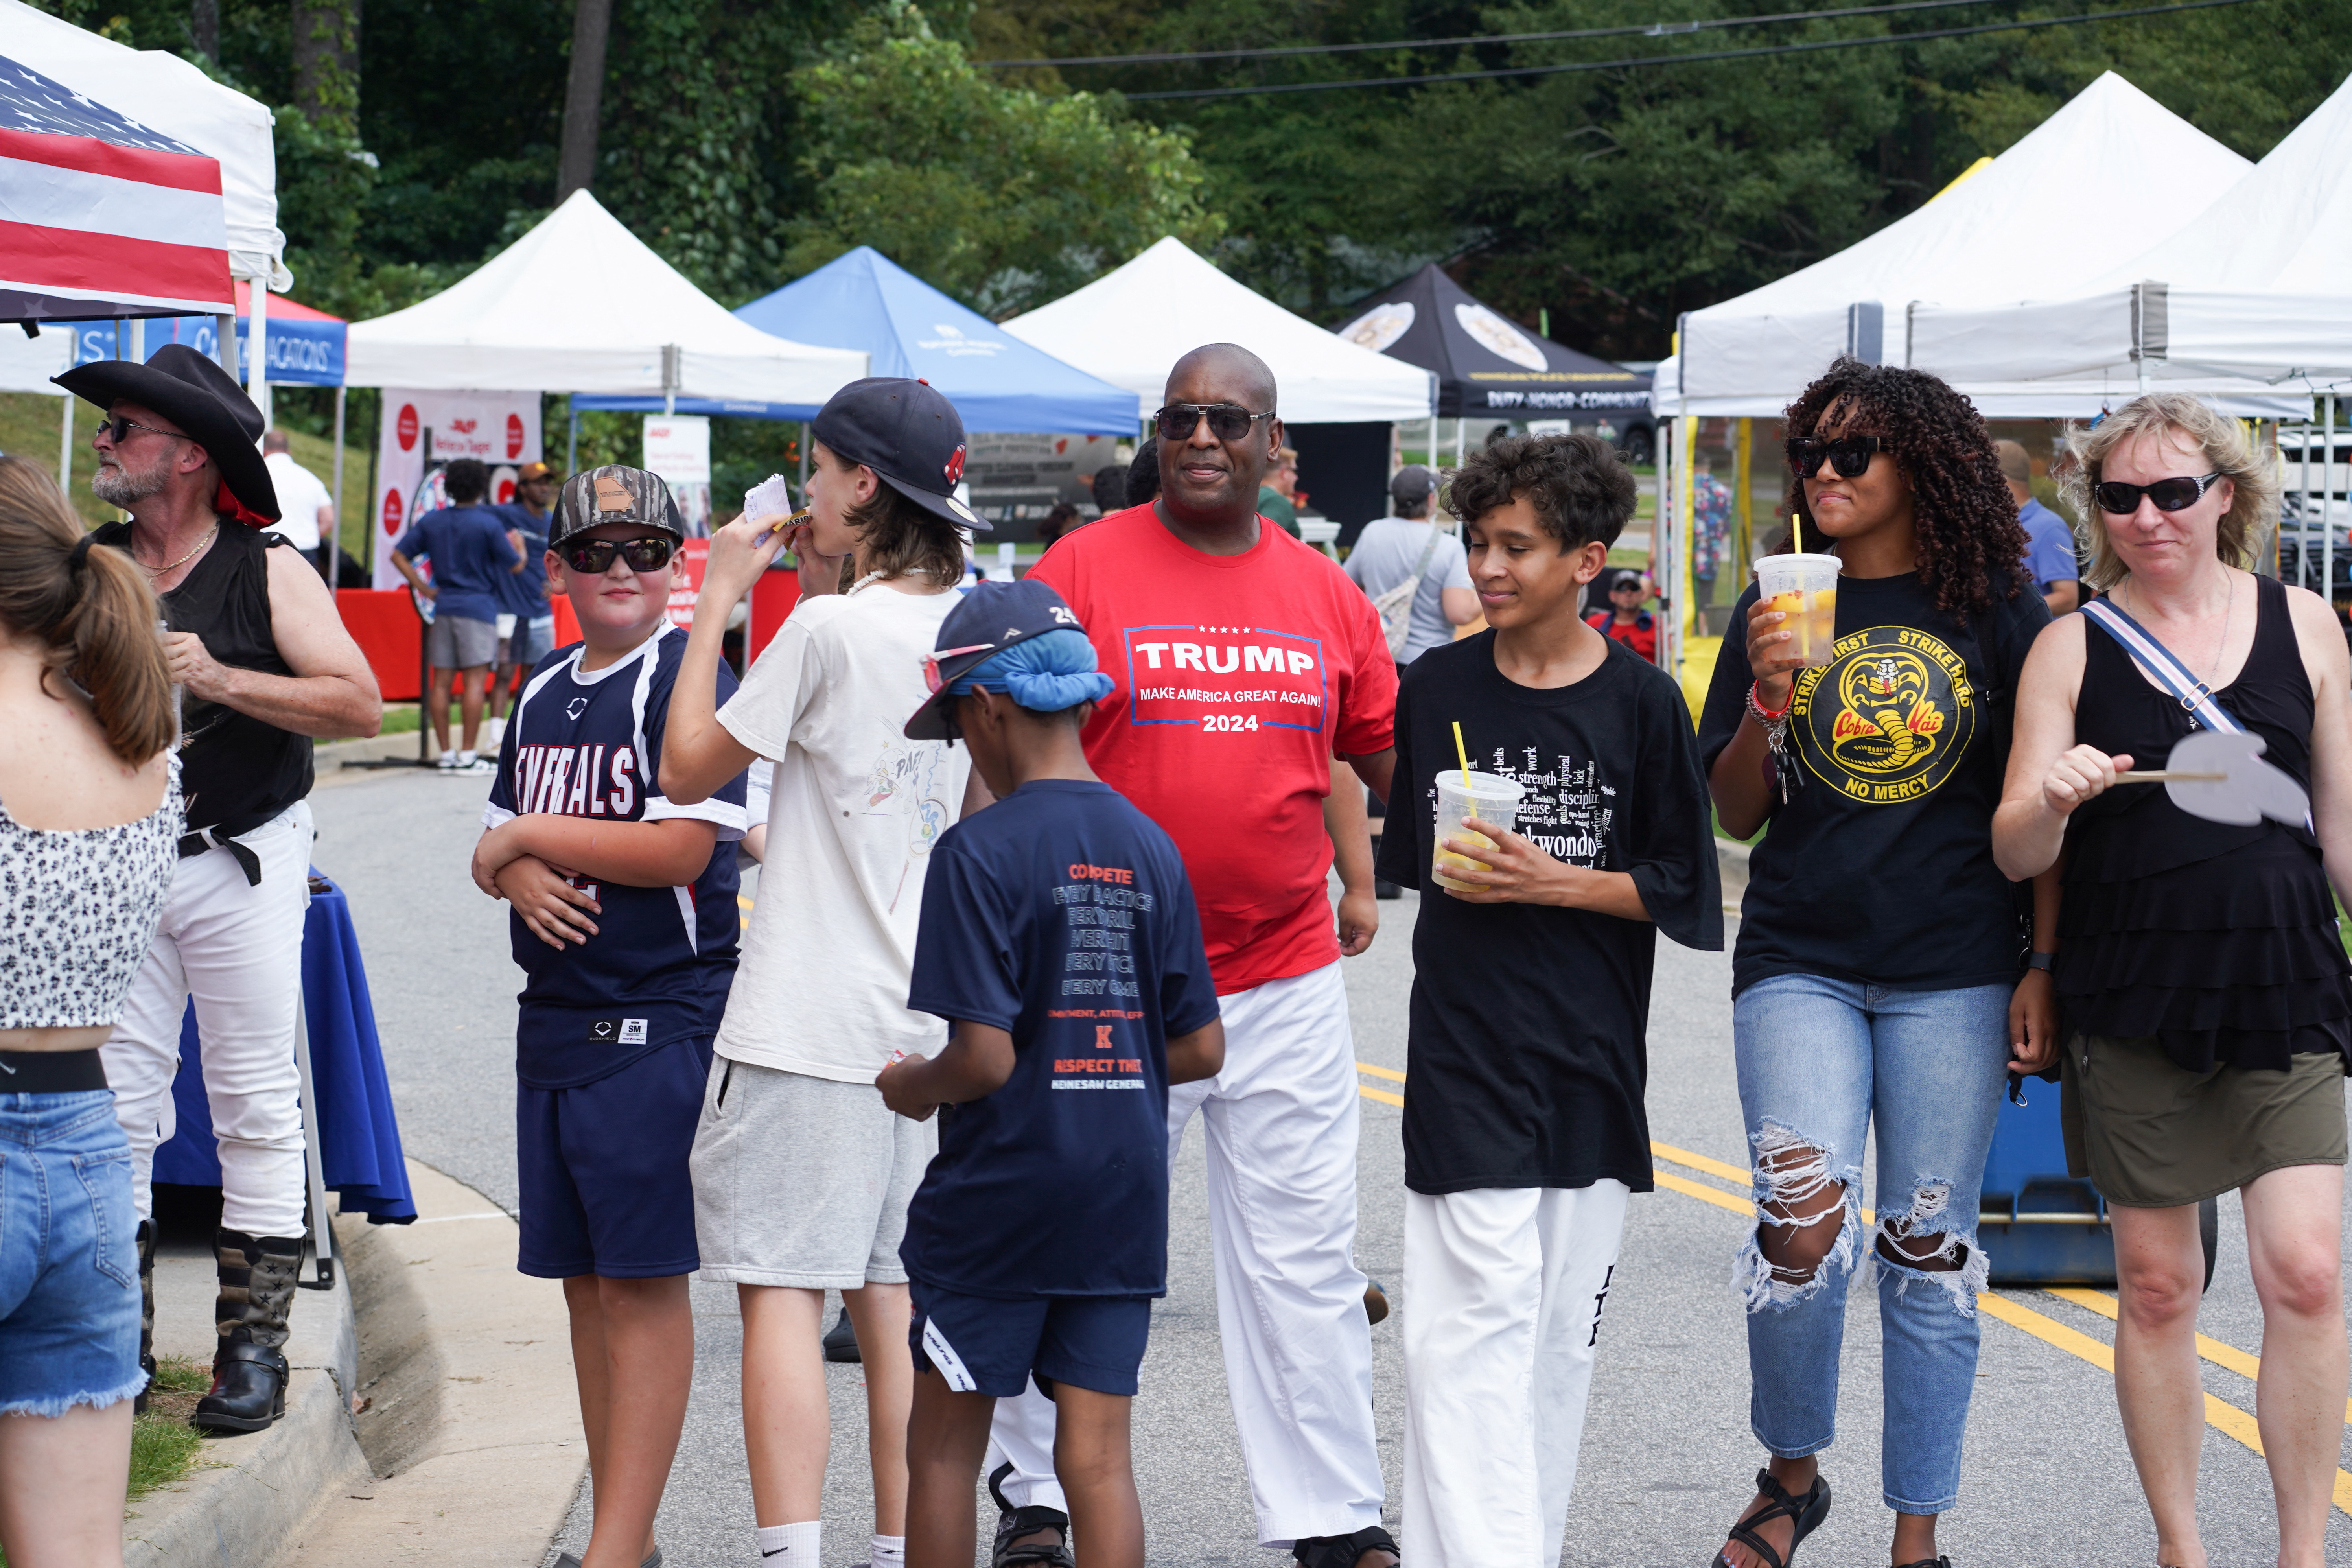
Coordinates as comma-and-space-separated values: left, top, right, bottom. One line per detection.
1431, 769, 1527, 893
1755, 553, 1842, 669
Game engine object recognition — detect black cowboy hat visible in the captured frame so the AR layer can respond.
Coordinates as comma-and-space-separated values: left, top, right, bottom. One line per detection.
53, 343, 280, 524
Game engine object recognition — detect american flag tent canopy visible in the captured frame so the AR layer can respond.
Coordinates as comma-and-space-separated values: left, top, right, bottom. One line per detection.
0, 51, 234, 322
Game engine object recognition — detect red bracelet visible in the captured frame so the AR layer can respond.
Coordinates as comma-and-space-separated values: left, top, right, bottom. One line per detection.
1749, 679, 1791, 720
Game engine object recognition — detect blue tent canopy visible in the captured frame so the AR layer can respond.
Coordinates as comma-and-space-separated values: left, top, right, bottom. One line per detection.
573, 247, 1136, 435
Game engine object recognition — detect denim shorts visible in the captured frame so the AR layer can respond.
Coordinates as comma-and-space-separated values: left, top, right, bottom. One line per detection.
0, 1090, 146, 1416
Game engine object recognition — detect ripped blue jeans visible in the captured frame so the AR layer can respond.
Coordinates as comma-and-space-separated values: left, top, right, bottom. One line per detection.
1730, 974, 2010, 1515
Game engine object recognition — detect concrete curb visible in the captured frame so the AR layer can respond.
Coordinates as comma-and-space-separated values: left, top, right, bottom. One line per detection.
1716, 835, 1750, 912
314, 732, 430, 778
123, 1253, 369, 1566
277, 1160, 584, 1568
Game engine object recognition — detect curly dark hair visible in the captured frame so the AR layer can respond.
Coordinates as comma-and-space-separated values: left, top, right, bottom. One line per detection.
441, 457, 489, 504
1776, 358, 2024, 626
1446, 432, 1636, 550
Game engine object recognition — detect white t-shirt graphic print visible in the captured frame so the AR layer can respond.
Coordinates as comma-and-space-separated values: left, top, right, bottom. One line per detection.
713, 583, 971, 1081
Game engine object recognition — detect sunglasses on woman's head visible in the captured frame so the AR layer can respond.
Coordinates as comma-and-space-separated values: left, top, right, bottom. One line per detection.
560, 536, 676, 574
1153, 404, 1275, 442
1786, 434, 1889, 479
2092, 472, 2224, 516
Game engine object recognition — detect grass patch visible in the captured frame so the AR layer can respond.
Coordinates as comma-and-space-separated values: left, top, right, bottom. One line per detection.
129, 1354, 212, 1502
379, 703, 420, 736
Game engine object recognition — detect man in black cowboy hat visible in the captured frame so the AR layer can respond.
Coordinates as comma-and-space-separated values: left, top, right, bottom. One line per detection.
53, 343, 383, 1435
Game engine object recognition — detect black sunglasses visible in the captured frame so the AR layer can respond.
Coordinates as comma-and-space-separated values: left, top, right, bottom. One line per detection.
560, 536, 676, 574
1786, 434, 1889, 479
2091, 472, 2224, 516
101, 415, 186, 445
1153, 404, 1275, 442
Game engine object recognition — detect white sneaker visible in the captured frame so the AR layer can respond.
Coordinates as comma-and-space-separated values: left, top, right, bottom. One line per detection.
457, 756, 497, 776
435, 750, 458, 771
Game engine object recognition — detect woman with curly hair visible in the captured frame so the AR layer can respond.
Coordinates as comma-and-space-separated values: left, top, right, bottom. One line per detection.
1696, 360, 2054, 1568
1993, 395, 2349, 1568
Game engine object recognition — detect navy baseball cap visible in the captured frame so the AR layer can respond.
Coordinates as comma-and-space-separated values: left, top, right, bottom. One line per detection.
903, 579, 1089, 741
812, 376, 988, 532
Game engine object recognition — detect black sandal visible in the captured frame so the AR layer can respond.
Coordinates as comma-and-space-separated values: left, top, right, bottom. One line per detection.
1293, 1525, 1400, 1568
1713, 1468, 1831, 1568
988, 1461, 1075, 1568
1893, 1558, 1950, 1567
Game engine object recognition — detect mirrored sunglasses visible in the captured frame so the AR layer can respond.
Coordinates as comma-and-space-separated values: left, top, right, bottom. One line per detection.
560, 536, 675, 574
1786, 434, 1889, 479
923, 643, 995, 694
2092, 472, 2224, 515
1153, 404, 1275, 442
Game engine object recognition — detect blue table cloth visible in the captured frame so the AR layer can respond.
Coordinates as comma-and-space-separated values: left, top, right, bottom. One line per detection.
152, 872, 417, 1223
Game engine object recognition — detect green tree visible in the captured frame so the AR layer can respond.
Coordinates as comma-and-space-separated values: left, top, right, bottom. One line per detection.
783, 5, 1225, 317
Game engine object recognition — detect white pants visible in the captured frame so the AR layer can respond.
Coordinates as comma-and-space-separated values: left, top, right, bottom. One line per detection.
103, 802, 313, 1236
1400, 1181, 1630, 1568
987, 961, 1384, 1546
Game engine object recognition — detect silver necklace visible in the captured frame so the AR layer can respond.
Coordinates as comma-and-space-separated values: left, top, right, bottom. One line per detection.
134, 523, 218, 577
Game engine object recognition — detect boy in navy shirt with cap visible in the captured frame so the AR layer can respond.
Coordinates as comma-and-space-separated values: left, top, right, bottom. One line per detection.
878, 580, 1225, 1568
470, 463, 747, 1568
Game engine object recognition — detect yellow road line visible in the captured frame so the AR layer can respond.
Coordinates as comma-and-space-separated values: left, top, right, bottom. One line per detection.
1355, 1060, 1407, 1083
2050, 1287, 2352, 1429
1652, 1139, 1753, 1187
1658, 1169, 1755, 1216
1357, 1083, 1404, 1108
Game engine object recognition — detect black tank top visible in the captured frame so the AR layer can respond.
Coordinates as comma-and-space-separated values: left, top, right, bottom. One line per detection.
96, 521, 313, 833
2059, 572, 2351, 1072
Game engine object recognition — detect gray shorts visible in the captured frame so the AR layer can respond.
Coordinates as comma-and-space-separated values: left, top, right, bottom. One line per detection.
499, 614, 556, 670
689, 1057, 934, 1288
425, 613, 498, 669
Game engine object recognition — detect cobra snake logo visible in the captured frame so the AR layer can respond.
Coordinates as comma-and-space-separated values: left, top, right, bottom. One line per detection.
1829, 650, 1945, 774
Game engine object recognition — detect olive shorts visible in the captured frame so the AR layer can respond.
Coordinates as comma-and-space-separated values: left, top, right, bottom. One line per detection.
2062, 1032, 2348, 1208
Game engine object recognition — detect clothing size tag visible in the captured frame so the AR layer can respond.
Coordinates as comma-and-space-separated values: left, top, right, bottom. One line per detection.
585, 1017, 650, 1044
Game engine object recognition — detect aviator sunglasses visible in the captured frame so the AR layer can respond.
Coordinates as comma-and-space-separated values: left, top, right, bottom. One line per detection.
1153, 404, 1276, 442
1785, 434, 1890, 479
560, 536, 676, 574
2092, 472, 2225, 516
100, 415, 186, 445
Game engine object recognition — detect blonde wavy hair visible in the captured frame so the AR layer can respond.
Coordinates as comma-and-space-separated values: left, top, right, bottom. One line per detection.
2058, 393, 2278, 593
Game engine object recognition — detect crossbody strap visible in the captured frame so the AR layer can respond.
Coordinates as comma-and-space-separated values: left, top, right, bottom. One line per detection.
1408, 521, 1443, 584
2078, 597, 2248, 735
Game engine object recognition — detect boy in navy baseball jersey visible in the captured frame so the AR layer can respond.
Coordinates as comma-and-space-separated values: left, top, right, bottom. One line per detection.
878, 581, 1225, 1568
470, 464, 746, 1568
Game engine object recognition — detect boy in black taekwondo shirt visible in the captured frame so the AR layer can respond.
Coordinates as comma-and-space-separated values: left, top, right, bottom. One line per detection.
878, 581, 1224, 1568
1374, 434, 1721, 1568
470, 465, 746, 1568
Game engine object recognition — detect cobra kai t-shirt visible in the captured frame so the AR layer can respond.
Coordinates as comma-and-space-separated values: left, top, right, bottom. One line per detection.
1697, 567, 2049, 997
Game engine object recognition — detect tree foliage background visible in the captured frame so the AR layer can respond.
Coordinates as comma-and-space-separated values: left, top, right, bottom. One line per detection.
28, 0, 2352, 363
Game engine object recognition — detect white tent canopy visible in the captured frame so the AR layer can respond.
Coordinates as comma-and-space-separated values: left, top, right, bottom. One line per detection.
1002, 236, 1435, 424
1908, 70, 2352, 393
2, 0, 284, 286
346, 191, 867, 403
1669, 72, 2287, 416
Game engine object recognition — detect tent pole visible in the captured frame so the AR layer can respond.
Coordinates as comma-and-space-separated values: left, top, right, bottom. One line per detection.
568, 405, 579, 473
2324, 396, 2337, 611
249, 282, 270, 428
329, 385, 346, 594
1732, 417, 1753, 581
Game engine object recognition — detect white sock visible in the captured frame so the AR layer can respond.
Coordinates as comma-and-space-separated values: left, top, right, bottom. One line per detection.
757, 1520, 820, 1563
458, 750, 477, 766
871, 1533, 906, 1568
438, 747, 456, 763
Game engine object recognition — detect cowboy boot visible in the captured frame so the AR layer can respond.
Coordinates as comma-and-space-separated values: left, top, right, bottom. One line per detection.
133, 1218, 157, 1415
190, 1228, 302, 1434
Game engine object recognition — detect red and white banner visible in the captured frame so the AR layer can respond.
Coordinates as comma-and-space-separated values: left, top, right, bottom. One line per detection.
0, 55, 234, 316
370, 389, 541, 588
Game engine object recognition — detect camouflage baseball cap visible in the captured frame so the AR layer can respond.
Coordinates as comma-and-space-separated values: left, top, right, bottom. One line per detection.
551, 464, 685, 548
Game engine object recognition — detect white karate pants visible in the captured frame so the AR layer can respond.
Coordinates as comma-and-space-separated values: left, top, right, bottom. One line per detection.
103, 802, 313, 1237
987, 961, 1383, 1546
1400, 1181, 1630, 1568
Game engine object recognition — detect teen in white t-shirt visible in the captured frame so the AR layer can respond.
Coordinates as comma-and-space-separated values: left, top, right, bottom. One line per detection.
658, 377, 990, 1568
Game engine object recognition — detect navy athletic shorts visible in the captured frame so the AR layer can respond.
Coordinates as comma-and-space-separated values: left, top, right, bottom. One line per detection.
516, 1035, 711, 1279
908, 1281, 1153, 1398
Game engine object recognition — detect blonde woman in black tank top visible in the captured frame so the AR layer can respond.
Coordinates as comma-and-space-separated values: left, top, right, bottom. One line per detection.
1995, 395, 2352, 1568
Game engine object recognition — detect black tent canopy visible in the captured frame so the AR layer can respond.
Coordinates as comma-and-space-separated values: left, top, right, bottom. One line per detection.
1335, 264, 1652, 422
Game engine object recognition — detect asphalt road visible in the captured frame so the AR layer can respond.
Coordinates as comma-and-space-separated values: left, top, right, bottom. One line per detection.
313, 765, 2352, 1567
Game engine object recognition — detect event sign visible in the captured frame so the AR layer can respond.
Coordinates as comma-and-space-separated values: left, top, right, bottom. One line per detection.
642, 414, 712, 537
371, 390, 541, 588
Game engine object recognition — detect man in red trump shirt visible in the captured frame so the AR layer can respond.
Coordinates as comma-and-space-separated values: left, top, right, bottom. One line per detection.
983, 343, 1401, 1568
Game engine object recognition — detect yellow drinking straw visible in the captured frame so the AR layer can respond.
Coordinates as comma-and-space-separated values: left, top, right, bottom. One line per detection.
1451, 721, 1476, 820
1791, 506, 1804, 554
